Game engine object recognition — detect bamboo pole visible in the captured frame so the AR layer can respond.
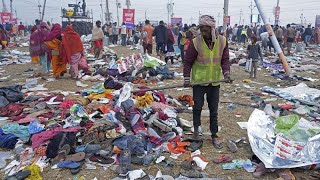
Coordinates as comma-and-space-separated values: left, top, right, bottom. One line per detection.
254, 0, 291, 75
132, 79, 233, 93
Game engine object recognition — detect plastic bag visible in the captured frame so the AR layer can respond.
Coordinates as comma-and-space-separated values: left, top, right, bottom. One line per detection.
275, 114, 299, 134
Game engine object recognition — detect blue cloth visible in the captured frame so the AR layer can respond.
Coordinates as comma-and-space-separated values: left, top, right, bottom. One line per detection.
0, 128, 18, 149
28, 120, 45, 135
39, 53, 50, 73
2, 123, 30, 141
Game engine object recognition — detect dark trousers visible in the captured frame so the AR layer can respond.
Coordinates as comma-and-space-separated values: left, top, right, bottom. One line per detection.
179, 45, 184, 62
193, 85, 220, 138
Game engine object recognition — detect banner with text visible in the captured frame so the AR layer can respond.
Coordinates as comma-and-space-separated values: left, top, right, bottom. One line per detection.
0, 12, 12, 24
123, 9, 135, 29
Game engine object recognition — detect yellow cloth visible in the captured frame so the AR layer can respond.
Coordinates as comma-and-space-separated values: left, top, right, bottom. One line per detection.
45, 39, 67, 77
23, 165, 42, 180
31, 56, 39, 63
88, 90, 114, 100
135, 93, 154, 108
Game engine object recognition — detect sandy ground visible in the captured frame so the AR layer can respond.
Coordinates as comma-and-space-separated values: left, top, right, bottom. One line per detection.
0, 45, 320, 180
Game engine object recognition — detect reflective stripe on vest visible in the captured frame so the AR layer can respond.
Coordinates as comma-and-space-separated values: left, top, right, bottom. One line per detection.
193, 35, 226, 64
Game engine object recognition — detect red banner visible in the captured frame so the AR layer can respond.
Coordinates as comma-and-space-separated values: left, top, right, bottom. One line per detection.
123, 9, 135, 29
1, 12, 12, 23
171, 18, 182, 25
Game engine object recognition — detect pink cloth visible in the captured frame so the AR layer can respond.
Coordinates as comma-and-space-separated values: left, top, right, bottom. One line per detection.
199, 15, 217, 42
31, 126, 81, 148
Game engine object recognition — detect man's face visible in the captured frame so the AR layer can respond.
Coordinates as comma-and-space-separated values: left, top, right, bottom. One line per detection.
97, 22, 101, 28
200, 25, 212, 39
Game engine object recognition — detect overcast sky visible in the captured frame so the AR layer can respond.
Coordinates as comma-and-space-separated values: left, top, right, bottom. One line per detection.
13, 0, 320, 26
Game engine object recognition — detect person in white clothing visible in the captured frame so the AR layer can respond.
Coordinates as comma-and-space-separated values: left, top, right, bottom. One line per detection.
121, 23, 127, 46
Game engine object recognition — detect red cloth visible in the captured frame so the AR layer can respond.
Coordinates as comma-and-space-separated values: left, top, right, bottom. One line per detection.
31, 126, 81, 148
46, 23, 62, 41
94, 39, 103, 48
18, 25, 25, 31
61, 25, 84, 64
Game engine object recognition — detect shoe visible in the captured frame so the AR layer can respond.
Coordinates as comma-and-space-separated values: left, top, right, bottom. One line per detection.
227, 140, 238, 153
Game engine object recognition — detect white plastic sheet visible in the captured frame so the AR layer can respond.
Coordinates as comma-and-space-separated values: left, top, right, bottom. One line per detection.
248, 109, 320, 168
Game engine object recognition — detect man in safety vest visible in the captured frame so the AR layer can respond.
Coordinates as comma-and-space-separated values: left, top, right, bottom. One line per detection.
184, 15, 231, 149
178, 24, 188, 62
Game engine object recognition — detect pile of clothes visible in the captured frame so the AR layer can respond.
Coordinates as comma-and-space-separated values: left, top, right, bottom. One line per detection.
0, 79, 209, 179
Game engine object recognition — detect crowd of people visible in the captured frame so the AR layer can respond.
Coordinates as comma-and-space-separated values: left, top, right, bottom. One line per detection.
226, 23, 320, 53
29, 19, 89, 79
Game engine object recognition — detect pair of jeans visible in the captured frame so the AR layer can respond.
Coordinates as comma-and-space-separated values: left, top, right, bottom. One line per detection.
250, 60, 258, 78
121, 34, 127, 46
39, 53, 50, 73
193, 85, 220, 138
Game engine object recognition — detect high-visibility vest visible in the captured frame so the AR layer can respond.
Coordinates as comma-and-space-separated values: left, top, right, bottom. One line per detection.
180, 31, 186, 45
191, 35, 226, 86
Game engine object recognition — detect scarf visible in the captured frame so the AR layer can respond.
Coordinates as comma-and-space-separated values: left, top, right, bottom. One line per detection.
29, 22, 50, 57
92, 26, 104, 41
46, 24, 62, 41
199, 15, 216, 42
61, 25, 84, 64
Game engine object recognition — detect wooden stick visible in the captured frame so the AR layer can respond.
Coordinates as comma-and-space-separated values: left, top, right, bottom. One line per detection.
132, 79, 233, 93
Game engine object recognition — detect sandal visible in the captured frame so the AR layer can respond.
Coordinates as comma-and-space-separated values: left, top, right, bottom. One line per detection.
227, 140, 238, 153
278, 169, 296, 180
212, 138, 223, 149
187, 140, 203, 152
65, 152, 86, 162
180, 169, 203, 178
181, 160, 201, 171
253, 162, 268, 178
213, 155, 233, 164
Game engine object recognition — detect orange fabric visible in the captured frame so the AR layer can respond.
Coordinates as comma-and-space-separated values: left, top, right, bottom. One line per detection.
167, 142, 189, 154
61, 25, 84, 64
31, 56, 39, 63
142, 25, 154, 44
113, 146, 122, 154
45, 39, 66, 77
104, 92, 113, 99
98, 105, 111, 114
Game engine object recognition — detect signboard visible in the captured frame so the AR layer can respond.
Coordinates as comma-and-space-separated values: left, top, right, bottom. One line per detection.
0, 12, 12, 24
123, 9, 135, 29
316, 15, 320, 28
11, 18, 17, 24
171, 18, 182, 25
251, 15, 261, 23
223, 16, 230, 25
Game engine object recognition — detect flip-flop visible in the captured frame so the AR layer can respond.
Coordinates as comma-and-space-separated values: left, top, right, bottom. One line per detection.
51, 144, 71, 165
187, 140, 203, 152
253, 162, 268, 178
89, 155, 115, 165
180, 160, 202, 171
57, 161, 80, 169
65, 152, 86, 162
4, 170, 31, 180
75, 144, 101, 154
213, 155, 234, 164
227, 140, 238, 153
180, 169, 203, 178
70, 167, 81, 175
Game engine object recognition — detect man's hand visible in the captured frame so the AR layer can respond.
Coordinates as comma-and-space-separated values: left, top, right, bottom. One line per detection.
224, 73, 233, 83
184, 77, 191, 87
